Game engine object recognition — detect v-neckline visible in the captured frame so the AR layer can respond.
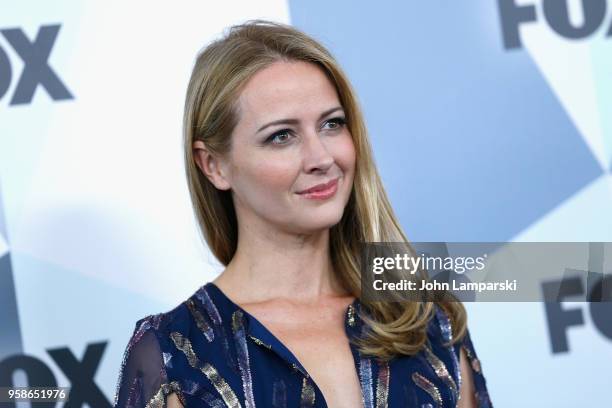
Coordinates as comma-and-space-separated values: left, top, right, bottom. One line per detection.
203, 281, 365, 406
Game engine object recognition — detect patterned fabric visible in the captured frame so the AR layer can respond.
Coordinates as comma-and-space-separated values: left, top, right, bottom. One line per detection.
113, 282, 492, 407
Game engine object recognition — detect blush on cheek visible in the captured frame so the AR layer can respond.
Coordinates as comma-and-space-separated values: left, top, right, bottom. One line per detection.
249, 160, 296, 192
334, 134, 356, 174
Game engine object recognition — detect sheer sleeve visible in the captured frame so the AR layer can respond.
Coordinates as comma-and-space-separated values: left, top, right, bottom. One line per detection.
113, 317, 182, 407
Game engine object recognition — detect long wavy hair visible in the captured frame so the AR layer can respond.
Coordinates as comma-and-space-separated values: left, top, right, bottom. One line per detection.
183, 19, 466, 361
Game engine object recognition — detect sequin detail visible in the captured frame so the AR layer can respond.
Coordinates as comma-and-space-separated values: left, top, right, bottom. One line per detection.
434, 307, 461, 391
232, 310, 256, 408
462, 344, 482, 374
471, 357, 482, 374
347, 304, 356, 327
249, 335, 272, 350
202, 363, 243, 408
291, 362, 309, 378
272, 379, 287, 408
170, 331, 199, 368
412, 372, 443, 408
375, 360, 390, 408
145, 381, 183, 408
462, 343, 474, 359
423, 345, 458, 398
187, 298, 215, 342
299, 377, 316, 407
359, 357, 374, 408
170, 331, 242, 408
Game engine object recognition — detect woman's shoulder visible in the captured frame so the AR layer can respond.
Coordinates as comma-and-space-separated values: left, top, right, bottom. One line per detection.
125, 282, 237, 368
114, 288, 218, 407
128, 283, 219, 343
130, 302, 191, 341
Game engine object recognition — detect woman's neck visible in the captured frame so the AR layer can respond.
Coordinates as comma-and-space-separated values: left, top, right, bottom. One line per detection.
212, 226, 349, 305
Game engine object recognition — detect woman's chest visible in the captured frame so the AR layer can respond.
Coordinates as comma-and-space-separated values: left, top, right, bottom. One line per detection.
247, 303, 364, 407
270, 322, 364, 407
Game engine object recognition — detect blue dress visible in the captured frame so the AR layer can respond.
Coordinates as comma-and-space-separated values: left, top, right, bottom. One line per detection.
113, 282, 492, 407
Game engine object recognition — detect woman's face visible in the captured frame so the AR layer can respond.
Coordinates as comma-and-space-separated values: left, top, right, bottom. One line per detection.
199, 60, 356, 235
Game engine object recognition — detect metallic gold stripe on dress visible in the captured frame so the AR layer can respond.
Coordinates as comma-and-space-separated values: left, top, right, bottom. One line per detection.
411, 372, 443, 408
423, 345, 458, 397
347, 304, 356, 327
187, 298, 215, 342
288, 362, 309, 379
202, 363, 243, 408
248, 335, 272, 350
359, 357, 374, 408
299, 377, 316, 407
375, 360, 390, 408
170, 331, 242, 408
232, 310, 256, 408
145, 381, 183, 408
170, 332, 199, 368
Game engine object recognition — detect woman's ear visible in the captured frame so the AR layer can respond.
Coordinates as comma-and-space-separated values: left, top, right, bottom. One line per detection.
193, 140, 231, 190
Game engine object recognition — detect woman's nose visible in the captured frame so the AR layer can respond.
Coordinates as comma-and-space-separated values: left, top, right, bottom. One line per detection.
302, 131, 334, 173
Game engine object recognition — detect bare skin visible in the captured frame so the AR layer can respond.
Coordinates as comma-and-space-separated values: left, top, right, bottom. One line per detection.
166, 393, 181, 407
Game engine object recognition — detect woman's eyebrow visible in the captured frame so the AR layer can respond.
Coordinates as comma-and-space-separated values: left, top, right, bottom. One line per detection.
256, 106, 344, 134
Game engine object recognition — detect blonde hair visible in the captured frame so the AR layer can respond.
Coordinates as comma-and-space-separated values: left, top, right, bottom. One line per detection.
183, 19, 466, 361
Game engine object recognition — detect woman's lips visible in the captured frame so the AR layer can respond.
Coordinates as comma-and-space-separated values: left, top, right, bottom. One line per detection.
296, 177, 339, 200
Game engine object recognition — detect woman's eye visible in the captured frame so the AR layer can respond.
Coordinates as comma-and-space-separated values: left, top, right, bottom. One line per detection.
265, 118, 345, 146
323, 117, 346, 130
266, 130, 292, 145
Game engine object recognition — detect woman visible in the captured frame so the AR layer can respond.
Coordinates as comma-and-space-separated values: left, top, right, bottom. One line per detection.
114, 20, 492, 407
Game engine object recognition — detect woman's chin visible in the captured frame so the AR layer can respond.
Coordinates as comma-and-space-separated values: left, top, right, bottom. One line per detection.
291, 211, 345, 233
